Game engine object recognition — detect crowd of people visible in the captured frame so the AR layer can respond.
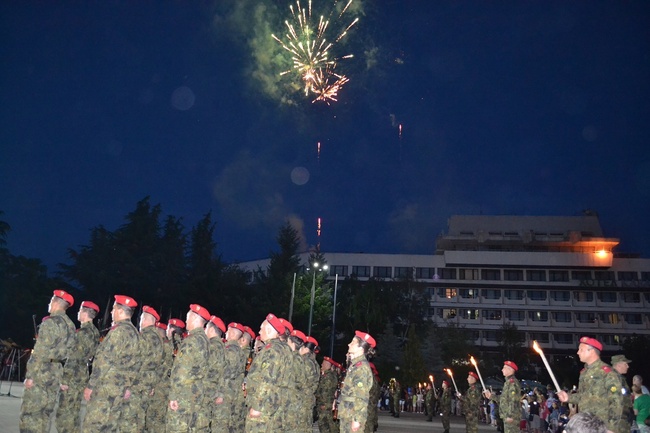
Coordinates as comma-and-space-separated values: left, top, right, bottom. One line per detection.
17, 289, 382, 433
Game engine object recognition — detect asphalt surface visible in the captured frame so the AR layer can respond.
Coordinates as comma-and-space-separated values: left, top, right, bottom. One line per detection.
0, 381, 501, 433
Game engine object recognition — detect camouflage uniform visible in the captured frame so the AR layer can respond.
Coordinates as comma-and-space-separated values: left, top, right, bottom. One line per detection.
83, 318, 140, 433
245, 337, 293, 433
206, 334, 227, 433
315, 367, 338, 433
338, 355, 373, 433
615, 372, 634, 433
55, 320, 100, 433
166, 326, 211, 433
462, 384, 481, 433
490, 374, 521, 433
222, 340, 248, 433
19, 310, 75, 433
440, 387, 452, 433
391, 381, 401, 417
132, 324, 165, 432
425, 388, 435, 421
146, 336, 173, 432
364, 374, 380, 433
300, 351, 320, 432
567, 358, 626, 433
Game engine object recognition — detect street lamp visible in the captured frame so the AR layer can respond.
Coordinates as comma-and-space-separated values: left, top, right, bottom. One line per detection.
307, 262, 328, 336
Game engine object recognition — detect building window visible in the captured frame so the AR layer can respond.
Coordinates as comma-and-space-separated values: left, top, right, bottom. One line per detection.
484, 330, 499, 342
439, 268, 457, 280
329, 265, 348, 277
504, 269, 524, 281
574, 291, 594, 302
549, 270, 569, 282
641, 272, 650, 281
504, 289, 524, 300
482, 309, 502, 320
624, 313, 643, 325
469, 330, 480, 341
553, 312, 572, 323
575, 312, 596, 323
594, 271, 615, 281
618, 271, 638, 281
529, 311, 549, 322
416, 267, 436, 279
621, 292, 640, 303
553, 333, 574, 345
572, 270, 592, 281
601, 334, 621, 345
438, 308, 457, 319
482, 269, 501, 281
505, 310, 525, 321
597, 292, 618, 303
526, 270, 546, 281
459, 309, 479, 320
428, 307, 436, 317
459, 288, 479, 299
428, 287, 436, 298
481, 289, 502, 300
528, 290, 547, 301
351, 266, 370, 277
394, 267, 413, 279
373, 266, 392, 278
459, 268, 479, 280
599, 313, 620, 324
551, 291, 571, 302
438, 288, 457, 299
529, 332, 550, 343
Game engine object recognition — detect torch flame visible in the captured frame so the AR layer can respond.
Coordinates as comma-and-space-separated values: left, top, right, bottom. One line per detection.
429, 375, 434, 382
445, 368, 453, 376
470, 356, 477, 366
532, 340, 542, 354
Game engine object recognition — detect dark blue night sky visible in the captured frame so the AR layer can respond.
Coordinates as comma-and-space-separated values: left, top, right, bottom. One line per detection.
2, 1, 649, 271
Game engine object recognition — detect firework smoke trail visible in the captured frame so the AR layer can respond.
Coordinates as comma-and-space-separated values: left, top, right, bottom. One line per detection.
271, 0, 358, 104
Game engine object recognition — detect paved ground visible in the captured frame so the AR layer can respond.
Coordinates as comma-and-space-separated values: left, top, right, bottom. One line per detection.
1, 380, 500, 432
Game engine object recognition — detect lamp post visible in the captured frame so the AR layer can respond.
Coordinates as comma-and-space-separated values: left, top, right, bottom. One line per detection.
329, 274, 339, 358
307, 262, 328, 336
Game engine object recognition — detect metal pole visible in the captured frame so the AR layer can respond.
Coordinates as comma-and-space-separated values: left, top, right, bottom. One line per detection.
289, 272, 297, 322
307, 270, 316, 335
329, 274, 339, 358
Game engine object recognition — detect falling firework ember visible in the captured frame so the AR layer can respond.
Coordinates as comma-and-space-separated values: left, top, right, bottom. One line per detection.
271, 0, 358, 104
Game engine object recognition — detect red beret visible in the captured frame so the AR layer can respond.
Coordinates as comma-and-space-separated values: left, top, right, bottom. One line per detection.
142, 305, 160, 321
266, 313, 285, 334
168, 318, 185, 329
291, 330, 307, 342
209, 315, 226, 333
190, 304, 210, 321
442, 380, 449, 387
306, 336, 318, 347
53, 290, 74, 307
279, 318, 293, 333
579, 336, 603, 351
323, 356, 335, 365
114, 295, 137, 308
155, 322, 167, 330
244, 326, 256, 340
228, 322, 246, 333
80, 300, 99, 312
355, 330, 376, 348
468, 372, 479, 380
330, 360, 342, 370
503, 360, 518, 371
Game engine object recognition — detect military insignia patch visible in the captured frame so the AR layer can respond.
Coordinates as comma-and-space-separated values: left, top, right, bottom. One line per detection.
357, 382, 364, 388
610, 386, 617, 393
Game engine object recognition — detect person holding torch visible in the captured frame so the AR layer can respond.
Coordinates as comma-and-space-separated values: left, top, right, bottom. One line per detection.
440, 380, 452, 433
457, 372, 482, 433
484, 361, 521, 433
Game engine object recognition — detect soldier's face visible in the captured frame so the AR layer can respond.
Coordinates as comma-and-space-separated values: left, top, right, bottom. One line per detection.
468, 375, 476, 384
502, 365, 514, 377
48, 297, 55, 313
347, 337, 362, 357
615, 362, 629, 374
577, 344, 593, 363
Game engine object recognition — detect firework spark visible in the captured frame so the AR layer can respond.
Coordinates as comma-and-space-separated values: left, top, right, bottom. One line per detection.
271, 0, 358, 104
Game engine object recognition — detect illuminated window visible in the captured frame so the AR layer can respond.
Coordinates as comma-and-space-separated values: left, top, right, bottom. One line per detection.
438, 288, 457, 298
482, 310, 502, 320
601, 334, 622, 345
438, 308, 457, 319
599, 313, 620, 324
459, 309, 479, 320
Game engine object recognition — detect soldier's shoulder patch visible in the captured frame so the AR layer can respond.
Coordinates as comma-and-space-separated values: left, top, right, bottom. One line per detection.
509, 378, 514, 383
357, 381, 365, 388
610, 385, 618, 393
602, 366, 612, 373
355, 361, 362, 367
265, 343, 271, 349
110, 324, 118, 330
42, 315, 51, 322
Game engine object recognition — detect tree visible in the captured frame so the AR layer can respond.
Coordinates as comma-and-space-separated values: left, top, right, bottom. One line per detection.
402, 324, 427, 387
498, 321, 525, 361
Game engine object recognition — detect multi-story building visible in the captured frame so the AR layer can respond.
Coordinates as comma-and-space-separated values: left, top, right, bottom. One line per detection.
239, 214, 650, 355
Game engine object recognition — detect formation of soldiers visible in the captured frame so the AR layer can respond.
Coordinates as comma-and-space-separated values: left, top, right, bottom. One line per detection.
18, 290, 379, 433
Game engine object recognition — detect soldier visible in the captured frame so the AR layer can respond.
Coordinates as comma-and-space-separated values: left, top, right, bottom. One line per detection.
425, 382, 436, 422
234, 324, 255, 432
301, 335, 321, 432
245, 313, 292, 433
611, 354, 635, 433
83, 295, 140, 433
145, 321, 173, 432
557, 336, 626, 433
316, 357, 339, 433
391, 379, 401, 417
19, 289, 75, 433
365, 362, 380, 433
440, 380, 452, 433
205, 315, 227, 433
167, 317, 185, 357
458, 372, 481, 433
221, 322, 247, 433
56, 300, 100, 433
131, 306, 165, 432
286, 329, 308, 432
167, 304, 211, 433
485, 361, 521, 433
338, 331, 376, 433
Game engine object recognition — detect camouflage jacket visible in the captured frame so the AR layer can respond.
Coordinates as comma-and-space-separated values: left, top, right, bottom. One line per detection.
441, 387, 452, 415
168, 326, 210, 403
206, 336, 226, 400
26, 310, 75, 382
222, 340, 247, 405
315, 369, 338, 410
61, 320, 99, 385
246, 337, 293, 415
87, 318, 139, 393
568, 358, 626, 433
463, 384, 482, 416
492, 374, 520, 420
137, 325, 164, 392
338, 355, 373, 428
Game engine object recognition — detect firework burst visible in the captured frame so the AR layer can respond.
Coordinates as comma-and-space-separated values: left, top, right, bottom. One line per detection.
271, 0, 358, 104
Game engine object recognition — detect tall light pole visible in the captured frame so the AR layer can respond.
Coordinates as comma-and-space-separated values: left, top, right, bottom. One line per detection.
329, 274, 339, 358
308, 262, 328, 336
